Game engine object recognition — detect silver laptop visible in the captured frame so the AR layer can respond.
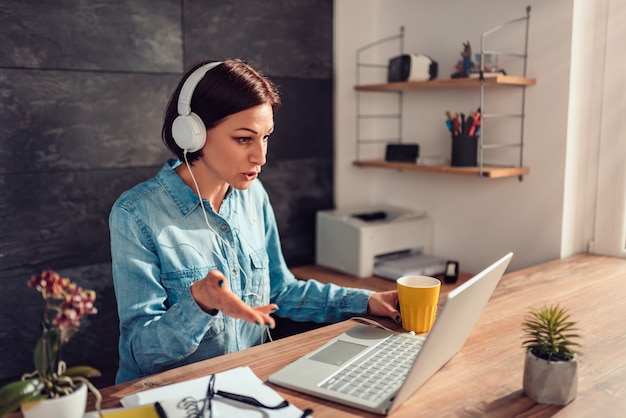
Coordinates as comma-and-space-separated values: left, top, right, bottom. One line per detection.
269, 252, 513, 415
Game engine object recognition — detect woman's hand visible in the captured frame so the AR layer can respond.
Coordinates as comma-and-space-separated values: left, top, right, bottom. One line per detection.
190, 269, 277, 328
367, 290, 401, 323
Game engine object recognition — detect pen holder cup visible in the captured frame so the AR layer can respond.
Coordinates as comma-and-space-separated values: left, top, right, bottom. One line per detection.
451, 135, 478, 167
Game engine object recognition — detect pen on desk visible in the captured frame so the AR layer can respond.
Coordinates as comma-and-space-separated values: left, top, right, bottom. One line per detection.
300, 407, 314, 418
216, 390, 289, 409
154, 401, 168, 418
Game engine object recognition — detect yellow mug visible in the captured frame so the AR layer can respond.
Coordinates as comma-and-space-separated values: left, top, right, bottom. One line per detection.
397, 276, 441, 333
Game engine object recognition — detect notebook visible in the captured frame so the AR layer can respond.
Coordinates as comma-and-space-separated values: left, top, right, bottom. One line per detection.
269, 252, 513, 415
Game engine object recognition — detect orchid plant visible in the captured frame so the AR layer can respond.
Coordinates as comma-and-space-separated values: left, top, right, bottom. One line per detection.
0, 269, 102, 417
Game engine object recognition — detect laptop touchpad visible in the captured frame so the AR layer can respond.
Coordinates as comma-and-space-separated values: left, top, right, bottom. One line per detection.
309, 340, 368, 366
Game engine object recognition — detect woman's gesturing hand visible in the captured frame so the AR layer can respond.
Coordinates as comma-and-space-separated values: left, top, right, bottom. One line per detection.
191, 269, 277, 328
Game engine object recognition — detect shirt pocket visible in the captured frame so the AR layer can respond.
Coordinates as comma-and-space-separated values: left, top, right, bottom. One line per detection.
243, 249, 269, 305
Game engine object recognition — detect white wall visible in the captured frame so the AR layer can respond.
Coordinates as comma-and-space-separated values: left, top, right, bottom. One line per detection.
334, 0, 576, 273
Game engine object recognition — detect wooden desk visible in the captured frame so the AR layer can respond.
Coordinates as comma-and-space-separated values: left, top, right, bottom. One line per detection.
291, 264, 472, 293
29, 254, 626, 417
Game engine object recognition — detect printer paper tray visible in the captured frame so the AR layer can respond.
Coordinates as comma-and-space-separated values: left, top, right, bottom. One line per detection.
373, 252, 446, 281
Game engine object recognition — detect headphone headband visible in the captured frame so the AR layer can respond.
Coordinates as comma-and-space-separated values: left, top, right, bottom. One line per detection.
177, 61, 223, 116
172, 61, 223, 153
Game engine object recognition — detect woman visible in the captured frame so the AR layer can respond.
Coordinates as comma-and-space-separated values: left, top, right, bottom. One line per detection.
109, 59, 399, 384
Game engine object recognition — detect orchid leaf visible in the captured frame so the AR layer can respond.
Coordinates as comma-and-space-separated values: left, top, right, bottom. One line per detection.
64, 366, 101, 379
0, 379, 45, 416
33, 327, 60, 378
33, 336, 46, 377
0, 379, 41, 404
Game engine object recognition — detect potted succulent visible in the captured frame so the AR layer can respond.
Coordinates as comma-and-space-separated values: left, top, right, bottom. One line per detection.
0, 269, 102, 418
521, 304, 581, 405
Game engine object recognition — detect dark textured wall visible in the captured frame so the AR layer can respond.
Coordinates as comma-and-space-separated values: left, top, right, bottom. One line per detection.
0, 0, 333, 388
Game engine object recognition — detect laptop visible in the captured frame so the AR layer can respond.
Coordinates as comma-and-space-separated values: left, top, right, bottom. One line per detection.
269, 252, 513, 415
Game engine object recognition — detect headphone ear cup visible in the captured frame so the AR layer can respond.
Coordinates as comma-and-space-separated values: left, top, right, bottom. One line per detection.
172, 112, 206, 153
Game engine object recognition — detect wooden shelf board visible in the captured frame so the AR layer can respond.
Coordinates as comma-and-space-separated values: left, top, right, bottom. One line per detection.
355, 75, 536, 91
353, 159, 530, 179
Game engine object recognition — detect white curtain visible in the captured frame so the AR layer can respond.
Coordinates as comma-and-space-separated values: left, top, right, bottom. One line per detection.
593, 0, 626, 257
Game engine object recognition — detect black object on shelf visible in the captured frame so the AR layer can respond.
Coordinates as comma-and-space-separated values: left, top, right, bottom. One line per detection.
451, 135, 478, 167
385, 143, 419, 163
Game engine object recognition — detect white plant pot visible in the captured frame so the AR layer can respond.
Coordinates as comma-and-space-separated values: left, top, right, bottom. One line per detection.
523, 350, 578, 405
21, 382, 87, 418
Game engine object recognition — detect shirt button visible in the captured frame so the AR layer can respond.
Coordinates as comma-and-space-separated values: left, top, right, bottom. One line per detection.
232, 269, 237, 275
221, 224, 228, 231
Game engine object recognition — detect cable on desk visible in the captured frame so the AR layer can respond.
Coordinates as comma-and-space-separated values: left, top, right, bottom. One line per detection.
350, 316, 417, 336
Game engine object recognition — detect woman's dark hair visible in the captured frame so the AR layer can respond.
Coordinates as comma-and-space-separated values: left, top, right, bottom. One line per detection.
162, 58, 281, 162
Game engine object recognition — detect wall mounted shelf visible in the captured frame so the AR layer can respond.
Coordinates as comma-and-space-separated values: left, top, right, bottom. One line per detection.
355, 75, 536, 91
353, 6, 533, 181
353, 159, 530, 179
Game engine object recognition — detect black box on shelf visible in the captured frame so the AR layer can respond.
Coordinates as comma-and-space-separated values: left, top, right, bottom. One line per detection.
385, 143, 419, 163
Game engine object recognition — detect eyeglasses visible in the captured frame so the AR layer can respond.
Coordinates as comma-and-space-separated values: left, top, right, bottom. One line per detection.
203, 374, 215, 418
189, 373, 290, 418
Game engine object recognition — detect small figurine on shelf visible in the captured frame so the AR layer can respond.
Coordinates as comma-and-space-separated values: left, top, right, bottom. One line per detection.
451, 41, 474, 78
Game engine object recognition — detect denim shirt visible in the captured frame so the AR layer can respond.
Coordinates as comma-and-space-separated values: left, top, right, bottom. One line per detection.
109, 159, 372, 383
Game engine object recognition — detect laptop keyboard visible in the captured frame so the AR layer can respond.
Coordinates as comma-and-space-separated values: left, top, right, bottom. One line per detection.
319, 334, 424, 403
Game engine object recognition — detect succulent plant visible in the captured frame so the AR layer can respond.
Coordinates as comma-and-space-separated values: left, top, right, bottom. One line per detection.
521, 304, 581, 362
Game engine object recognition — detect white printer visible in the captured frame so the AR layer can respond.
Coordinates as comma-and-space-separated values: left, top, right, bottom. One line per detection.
316, 205, 435, 278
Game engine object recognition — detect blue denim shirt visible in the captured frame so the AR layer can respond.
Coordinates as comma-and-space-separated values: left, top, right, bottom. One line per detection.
109, 160, 372, 383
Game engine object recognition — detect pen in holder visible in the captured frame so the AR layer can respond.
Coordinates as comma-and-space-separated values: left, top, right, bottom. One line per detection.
445, 108, 481, 167
451, 134, 478, 167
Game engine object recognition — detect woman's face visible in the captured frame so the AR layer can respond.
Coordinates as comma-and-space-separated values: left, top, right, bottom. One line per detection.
199, 102, 274, 190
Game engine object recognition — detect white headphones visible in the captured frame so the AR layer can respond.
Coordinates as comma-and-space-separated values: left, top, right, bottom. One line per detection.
172, 61, 223, 152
